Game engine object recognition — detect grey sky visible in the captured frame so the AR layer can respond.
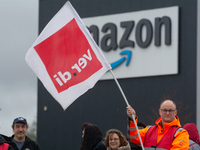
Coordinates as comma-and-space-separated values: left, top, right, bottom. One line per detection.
0, 0, 38, 136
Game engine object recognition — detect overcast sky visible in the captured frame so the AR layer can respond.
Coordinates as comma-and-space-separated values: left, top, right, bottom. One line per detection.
0, 0, 38, 136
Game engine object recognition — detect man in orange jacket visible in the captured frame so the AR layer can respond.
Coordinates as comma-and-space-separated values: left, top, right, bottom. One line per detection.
126, 100, 189, 150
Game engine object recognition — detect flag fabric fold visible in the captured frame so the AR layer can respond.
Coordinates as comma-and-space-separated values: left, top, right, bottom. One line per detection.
25, 1, 111, 110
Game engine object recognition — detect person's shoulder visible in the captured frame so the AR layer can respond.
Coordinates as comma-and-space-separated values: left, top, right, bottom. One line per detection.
25, 136, 40, 145
0, 135, 15, 150
117, 142, 131, 150
25, 136, 41, 150
189, 139, 200, 150
174, 126, 188, 136
94, 140, 106, 150
0, 134, 12, 141
190, 142, 200, 150
25, 136, 34, 141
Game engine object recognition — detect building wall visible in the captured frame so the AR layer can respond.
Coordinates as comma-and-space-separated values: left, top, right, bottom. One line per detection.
197, 0, 200, 132
37, 0, 198, 149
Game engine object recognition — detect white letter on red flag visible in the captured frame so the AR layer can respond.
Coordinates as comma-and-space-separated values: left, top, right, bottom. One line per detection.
25, 1, 111, 110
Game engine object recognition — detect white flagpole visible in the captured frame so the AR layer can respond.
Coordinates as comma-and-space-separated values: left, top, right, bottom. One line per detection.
109, 69, 145, 150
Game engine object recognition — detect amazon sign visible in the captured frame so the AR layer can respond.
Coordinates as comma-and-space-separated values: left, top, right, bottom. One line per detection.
83, 6, 179, 80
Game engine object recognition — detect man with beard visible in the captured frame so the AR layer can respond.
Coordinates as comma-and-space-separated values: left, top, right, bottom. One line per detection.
3, 117, 41, 150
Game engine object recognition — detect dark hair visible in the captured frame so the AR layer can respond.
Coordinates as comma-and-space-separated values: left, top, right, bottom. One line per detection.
104, 129, 128, 147
82, 122, 90, 130
80, 124, 103, 150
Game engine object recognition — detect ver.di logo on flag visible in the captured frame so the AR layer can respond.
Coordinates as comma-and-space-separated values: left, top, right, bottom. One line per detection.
34, 18, 103, 93
25, 1, 111, 110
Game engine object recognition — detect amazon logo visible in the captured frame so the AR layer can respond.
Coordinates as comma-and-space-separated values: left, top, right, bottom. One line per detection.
87, 16, 171, 69
83, 6, 179, 79
110, 50, 132, 69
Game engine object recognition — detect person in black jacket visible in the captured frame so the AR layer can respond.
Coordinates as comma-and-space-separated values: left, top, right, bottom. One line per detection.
3, 117, 41, 150
0, 134, 14, 150
80, 122, 106, 150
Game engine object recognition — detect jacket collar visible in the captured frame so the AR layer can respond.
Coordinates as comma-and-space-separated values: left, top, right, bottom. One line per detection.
155, 115, 181, 128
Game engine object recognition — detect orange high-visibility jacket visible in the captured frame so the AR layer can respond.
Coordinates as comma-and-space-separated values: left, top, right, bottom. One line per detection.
129, 115, 189, 150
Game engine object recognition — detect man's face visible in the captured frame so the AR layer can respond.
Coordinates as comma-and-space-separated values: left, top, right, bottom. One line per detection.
159, 100, 177, 123
13, 122, 27, 141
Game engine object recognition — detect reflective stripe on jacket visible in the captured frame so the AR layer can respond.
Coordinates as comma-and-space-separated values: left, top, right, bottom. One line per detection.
129, 115, 189, 150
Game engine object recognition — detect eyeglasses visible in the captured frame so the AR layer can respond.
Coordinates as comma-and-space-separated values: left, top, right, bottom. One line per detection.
160, 109, 176, 114
109, 138, 119, 141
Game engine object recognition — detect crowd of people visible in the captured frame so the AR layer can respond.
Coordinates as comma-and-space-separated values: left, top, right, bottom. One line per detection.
80, 123, 130, 150
1, 100, 200, 150
80, 99, 200, 150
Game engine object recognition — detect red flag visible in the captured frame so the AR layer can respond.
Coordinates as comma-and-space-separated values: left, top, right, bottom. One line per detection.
25, 1, 111, 110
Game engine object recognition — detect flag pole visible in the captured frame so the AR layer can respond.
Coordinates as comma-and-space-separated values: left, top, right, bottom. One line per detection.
109, 69, 145, 150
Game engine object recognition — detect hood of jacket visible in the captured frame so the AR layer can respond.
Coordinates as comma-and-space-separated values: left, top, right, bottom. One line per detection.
0, 134, 10, 144
0, 135, 5, 144
183, 123, 200, 145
